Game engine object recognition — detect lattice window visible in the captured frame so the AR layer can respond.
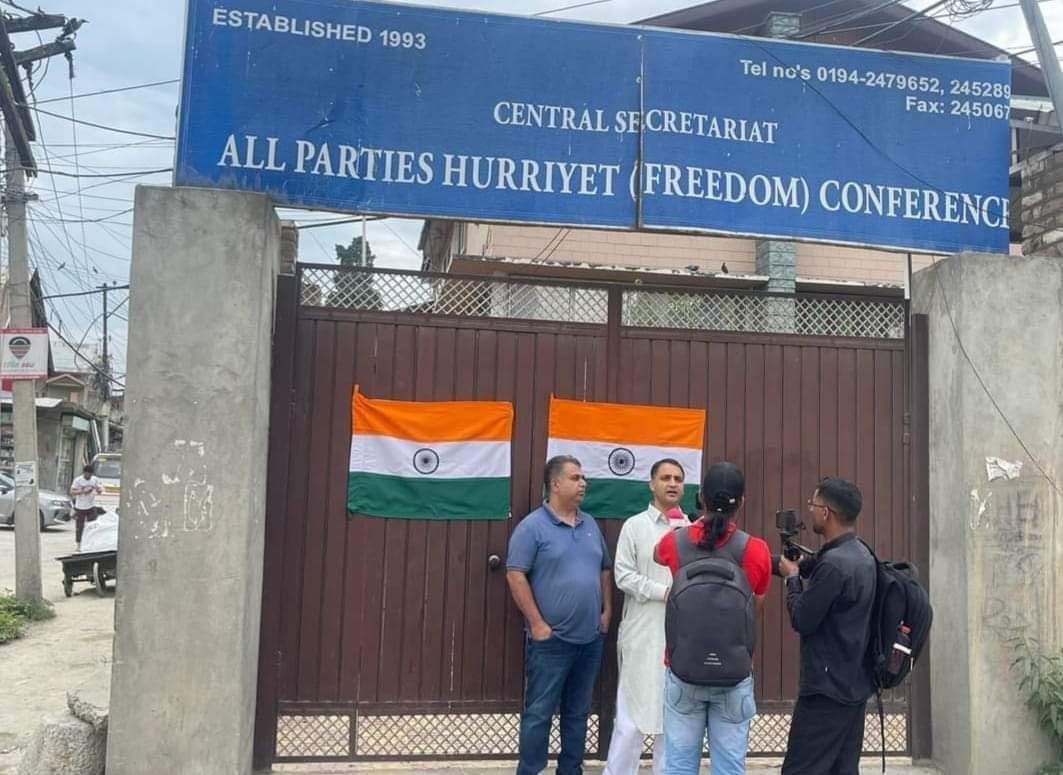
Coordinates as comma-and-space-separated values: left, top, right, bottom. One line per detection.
299, 266, 904, 339
299, 266, 608, 324
276, 714, 349, 758
623, 290, 905, 339
274, 710, 905, 760
352, 713, 598, 758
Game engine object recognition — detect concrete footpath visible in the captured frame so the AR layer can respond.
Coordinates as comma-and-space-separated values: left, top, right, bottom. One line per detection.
271, 759, 941, 774
0, 523, 114, 774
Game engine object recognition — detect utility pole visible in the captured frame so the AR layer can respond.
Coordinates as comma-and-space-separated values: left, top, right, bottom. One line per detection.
1020, 0, 1063, 120
0, 13, 80, 603
6, 122, 40, 602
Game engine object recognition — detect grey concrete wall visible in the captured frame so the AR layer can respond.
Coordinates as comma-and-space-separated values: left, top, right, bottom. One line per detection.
106, 187, 278, 775
913, 253, 1063, 775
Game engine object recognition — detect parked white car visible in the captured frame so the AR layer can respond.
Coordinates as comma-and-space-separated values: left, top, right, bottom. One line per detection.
0, 472, 74, 528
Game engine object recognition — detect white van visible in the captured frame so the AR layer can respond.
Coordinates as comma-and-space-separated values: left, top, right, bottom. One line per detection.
90, 453, 121, 511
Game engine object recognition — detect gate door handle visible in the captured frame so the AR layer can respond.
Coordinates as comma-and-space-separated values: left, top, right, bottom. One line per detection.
487, 554, 503, 571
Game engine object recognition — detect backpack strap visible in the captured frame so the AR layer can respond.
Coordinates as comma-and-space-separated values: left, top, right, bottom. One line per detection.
718, 529, 750, 567
676, 525, 748, 570
676, 526, 711, 568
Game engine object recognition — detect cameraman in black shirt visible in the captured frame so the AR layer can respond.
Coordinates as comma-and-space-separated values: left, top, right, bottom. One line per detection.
777, 477, 876, 775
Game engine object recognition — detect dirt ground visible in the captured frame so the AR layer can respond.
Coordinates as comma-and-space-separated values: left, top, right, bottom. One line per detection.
0, 522, 114, 774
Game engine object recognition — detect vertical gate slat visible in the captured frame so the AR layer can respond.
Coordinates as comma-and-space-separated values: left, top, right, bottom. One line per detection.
352, 322, 392, 704
705, 342, 728, 464
504, 332, 538, 703
394, 326, 435, 702
457, 327, 490, 700
761, 344, 784, 702
818, 348, 840, 481
836, 349, 858, 484
650, 338, 670, 406
855, 349, 876, 546
478, 330, 508, 704
742, 344, 769, 698
421, 327, 457, 702
297, 322, 338, 701
779, 345, 803, 701
278, 317, 318, 701
318, 320, 357, 702
434, 326, 465, 703
377, 325, 417, 702
874, 349, 895, 561
800, 346, 822, 559
724, 343, 746, 463
337, 319, 373, 701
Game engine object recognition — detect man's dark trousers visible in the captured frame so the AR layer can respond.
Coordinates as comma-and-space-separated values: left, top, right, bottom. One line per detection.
516, 634, 604, 775
781, 694, 866, 775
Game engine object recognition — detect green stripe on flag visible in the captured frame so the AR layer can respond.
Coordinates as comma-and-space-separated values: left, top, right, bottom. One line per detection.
582, 480, 699, 519
348, 472, 510, 520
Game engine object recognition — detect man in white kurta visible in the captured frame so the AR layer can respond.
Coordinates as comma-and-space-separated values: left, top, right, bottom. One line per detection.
604, 459, 689, 775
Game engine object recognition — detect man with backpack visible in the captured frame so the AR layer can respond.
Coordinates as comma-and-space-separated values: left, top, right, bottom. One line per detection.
777, 477, 877, 775
654, 462, 771, 775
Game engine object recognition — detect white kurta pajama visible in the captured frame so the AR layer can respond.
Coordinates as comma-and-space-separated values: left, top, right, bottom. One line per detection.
604, 505, 685, 775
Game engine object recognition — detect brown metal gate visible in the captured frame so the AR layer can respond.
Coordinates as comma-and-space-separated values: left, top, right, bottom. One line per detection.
253, 265, 929, 767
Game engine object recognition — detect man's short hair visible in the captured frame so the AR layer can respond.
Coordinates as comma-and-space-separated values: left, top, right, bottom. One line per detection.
650, 458, 685, 480
543, 455, 581, 491
83, 464, 94, 474
816, 477, 862, 524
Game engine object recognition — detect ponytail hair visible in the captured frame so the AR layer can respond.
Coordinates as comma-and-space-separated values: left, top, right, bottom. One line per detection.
696, 462, 745, 549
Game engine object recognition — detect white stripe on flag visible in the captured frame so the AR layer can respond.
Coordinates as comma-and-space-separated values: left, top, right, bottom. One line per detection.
350, 436, 511, 479
545, 439, 701, 481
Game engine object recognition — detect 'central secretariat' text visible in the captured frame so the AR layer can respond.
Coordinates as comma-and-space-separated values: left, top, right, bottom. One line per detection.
493, 102, 780, 144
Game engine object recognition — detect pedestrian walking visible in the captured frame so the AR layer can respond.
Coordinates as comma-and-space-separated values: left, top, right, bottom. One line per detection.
69, 464, 103, 552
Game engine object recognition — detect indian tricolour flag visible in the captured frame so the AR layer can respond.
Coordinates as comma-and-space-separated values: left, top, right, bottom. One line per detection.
547, 396, 704, 518
348, 388, 513, 520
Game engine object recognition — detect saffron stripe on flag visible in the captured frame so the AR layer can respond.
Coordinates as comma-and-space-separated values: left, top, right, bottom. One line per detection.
347, 472, 510, 520
354, 387, 512, 443
548, 396, 703, 448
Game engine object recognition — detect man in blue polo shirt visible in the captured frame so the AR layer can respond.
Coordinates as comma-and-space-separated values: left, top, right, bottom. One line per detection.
507, 454, 614, 775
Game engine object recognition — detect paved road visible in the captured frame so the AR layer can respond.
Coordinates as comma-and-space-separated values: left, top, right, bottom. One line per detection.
0, 522, 114, 773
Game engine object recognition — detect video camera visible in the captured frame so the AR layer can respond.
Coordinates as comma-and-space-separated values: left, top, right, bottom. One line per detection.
772, 509, 816, 577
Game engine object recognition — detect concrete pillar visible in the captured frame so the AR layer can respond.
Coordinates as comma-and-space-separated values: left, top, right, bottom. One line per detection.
912, 252, 1063, 775
106, 187, 279, 775
1020, 143, 1063, 256
279, 220, 298, 275
755, 238, 797, 293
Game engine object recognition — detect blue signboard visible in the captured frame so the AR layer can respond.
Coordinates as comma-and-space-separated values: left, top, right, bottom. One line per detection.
177, 0, 1012, 254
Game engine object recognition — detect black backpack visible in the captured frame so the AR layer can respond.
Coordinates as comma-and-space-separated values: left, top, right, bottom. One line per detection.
862, 542, 933, 690
664, 527, 755, 687
861, 540, 933, 772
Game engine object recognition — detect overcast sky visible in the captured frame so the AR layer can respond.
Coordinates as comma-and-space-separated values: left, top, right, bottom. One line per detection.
14, 0, 1058, 377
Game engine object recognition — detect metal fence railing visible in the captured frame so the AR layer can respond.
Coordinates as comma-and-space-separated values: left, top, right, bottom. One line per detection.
298, 264, 906, 340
